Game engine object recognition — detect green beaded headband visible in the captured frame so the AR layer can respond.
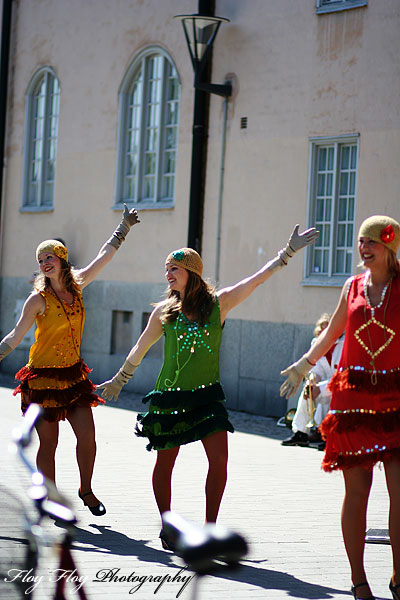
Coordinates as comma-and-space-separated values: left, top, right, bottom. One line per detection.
165, 247, 203, 277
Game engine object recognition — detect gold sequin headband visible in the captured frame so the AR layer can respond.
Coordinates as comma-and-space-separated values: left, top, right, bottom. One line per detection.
36, 239, 68, 262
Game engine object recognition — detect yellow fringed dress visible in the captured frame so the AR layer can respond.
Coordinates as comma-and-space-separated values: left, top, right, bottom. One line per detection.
14, 288, 104, 421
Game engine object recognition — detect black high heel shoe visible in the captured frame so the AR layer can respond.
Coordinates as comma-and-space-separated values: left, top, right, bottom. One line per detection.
159, 529, 176, 552
390, 579, 400, 600
351, 582, 375, 600
78, 489, 106, 516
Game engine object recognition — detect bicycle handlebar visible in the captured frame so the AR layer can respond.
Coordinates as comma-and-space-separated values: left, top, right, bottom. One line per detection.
161, 511, 248, 574
10, 404, 77, 526
12, 403, 42, 449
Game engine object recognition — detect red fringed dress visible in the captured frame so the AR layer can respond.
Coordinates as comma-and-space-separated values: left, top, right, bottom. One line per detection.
14, 289, 104, 422
321, 273, 400, 471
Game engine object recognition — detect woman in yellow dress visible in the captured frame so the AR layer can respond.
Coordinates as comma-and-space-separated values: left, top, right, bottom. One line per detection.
0, 206, 139, 516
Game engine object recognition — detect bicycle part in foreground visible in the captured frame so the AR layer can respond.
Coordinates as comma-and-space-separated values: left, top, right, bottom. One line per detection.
161, 511, 248, 575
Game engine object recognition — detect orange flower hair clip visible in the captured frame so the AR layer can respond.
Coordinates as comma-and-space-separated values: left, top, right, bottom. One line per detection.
53, 245, 68, 260
36, 239, 68, 262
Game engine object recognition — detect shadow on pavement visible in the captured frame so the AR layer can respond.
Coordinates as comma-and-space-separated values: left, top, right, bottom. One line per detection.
209, 560, 348, 599
72, 523, 176, 568
71, 523, 346, 598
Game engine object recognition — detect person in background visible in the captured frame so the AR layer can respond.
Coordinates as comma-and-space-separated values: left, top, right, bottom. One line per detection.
281, 313, 344, 448
0, 206, 139, 517
280, 215, 400, 600
97, 224, 318, 550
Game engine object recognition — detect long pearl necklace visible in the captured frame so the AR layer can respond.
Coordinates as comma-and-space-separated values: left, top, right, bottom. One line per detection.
363, 272, 390, 317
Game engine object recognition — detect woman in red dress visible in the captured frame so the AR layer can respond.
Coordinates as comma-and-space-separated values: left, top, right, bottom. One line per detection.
280, 215, 400, 600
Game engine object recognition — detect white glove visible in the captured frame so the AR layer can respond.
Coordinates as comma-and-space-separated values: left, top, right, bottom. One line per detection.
0, 340, 12, 362
107, 204, 140, 249
280, 225, 319, 260
280, 355, 313, 399
268, 225, 319, 274
96, 360, 138, 402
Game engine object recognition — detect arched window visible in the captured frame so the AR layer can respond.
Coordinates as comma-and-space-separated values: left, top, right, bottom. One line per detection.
22, 67, 60, 210
116, 48, 180, 207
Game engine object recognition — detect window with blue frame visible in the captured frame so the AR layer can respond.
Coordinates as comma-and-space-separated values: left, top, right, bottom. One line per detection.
115, 48, 181, 208
22, 67, 60, 210
305, 136, 359, 285
316, 0, 367, 14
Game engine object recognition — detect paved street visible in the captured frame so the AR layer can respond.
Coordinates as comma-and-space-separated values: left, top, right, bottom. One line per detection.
0, 376, 393, 599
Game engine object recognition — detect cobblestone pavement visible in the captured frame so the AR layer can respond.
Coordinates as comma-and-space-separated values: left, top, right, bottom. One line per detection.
0, 376, 393, 599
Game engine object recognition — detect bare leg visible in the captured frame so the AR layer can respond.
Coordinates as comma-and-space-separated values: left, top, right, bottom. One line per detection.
152, 446, 180, 516
342, 466, 373, 599
35, 419, 59, 483
67, 405, 100, 507
201, 430, 228, 523
384, 459, 400, 588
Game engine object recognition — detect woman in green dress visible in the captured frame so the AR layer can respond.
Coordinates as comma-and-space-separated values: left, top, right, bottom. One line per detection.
97, 225, 318, 548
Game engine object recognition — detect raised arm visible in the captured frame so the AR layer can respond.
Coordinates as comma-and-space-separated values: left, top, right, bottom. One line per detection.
77, 204, 140, 289
96, 303, 164, 402
280, 279, 350, 399
218, 225, 318, 322
0, 293, 45, 361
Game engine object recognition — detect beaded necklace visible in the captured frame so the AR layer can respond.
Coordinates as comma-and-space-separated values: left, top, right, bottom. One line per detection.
50, 286, 84, 360
163, 311, 213, 388
355, 272, 394, 385
363, 271, 391, 317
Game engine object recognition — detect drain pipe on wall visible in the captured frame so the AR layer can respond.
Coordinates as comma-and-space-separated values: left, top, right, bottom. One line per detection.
214, 96, 229, 287
0, 0, 13, 246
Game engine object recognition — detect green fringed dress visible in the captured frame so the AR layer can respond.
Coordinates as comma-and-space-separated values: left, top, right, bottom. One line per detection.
136, 299, 234, 451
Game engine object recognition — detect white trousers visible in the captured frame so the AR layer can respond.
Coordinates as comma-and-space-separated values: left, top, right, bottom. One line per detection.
292, 388, 329, 434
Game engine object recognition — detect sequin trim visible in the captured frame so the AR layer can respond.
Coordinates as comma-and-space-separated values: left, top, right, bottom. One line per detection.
160, 381, 219, 393
329, 406, 398, 415
337, 444, 387, 457
337, 365, 400, 375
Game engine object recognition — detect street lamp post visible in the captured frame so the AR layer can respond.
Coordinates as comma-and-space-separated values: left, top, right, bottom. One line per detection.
175, 3, 231, 253
175, 13, 232, 98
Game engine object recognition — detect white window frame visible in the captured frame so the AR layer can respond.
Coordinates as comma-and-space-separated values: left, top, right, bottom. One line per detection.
303, 134, 360, 287
115, 46, 181, 210
316, 0, 367, 14
21, 66, 60, 212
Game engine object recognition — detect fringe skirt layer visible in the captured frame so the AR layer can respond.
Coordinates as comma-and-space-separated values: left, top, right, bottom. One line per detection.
135, 383, 234, 451
321, 368, 400, 471
14, 359, 104, 422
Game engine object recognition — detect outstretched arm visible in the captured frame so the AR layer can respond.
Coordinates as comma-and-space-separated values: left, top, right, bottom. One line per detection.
280, 280, 349, 399
0, 293, 45, 361
218, 225, 318, 322
96, 304, 164, 402
77, 204, 140, 289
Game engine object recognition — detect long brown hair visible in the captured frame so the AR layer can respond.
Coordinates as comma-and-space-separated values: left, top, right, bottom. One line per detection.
160, 271, 216, 326
33, 259, 82, 295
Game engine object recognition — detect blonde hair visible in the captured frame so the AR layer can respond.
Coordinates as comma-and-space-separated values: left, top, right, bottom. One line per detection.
314, 313, 331, 338
357, 247, 400, 279
386, 249, 400, 278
